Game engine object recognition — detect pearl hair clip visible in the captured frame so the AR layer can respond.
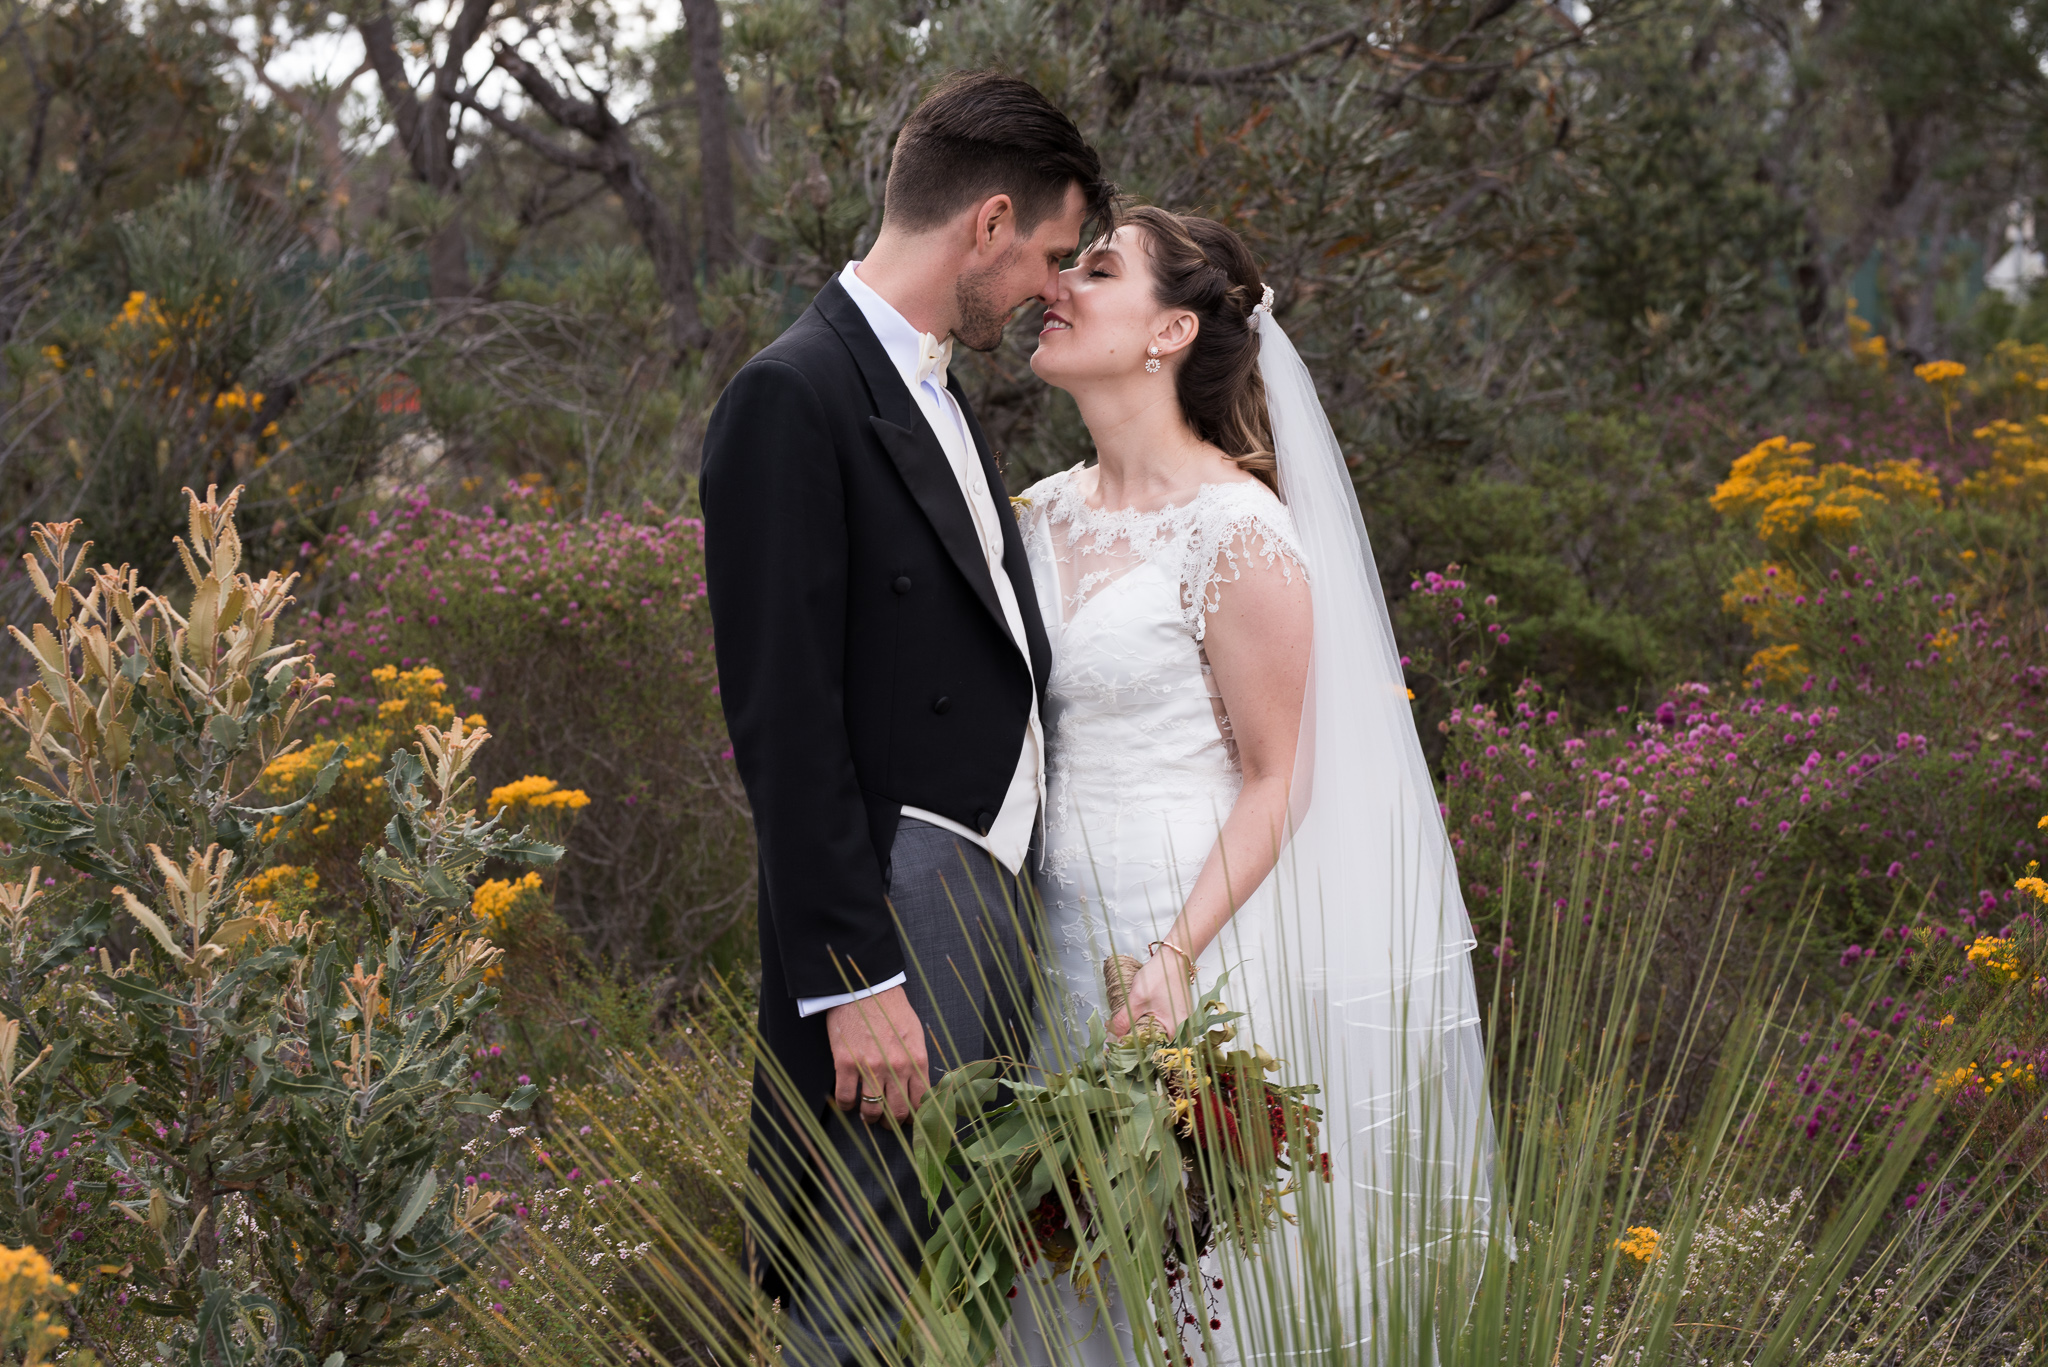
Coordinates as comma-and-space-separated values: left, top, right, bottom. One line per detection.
1249, 282, 1276, 329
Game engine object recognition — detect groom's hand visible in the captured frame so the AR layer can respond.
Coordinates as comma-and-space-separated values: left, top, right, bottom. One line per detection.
825, 986, 929, 1124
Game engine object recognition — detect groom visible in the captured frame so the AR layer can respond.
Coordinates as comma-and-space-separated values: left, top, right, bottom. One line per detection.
701, 72, 1115, 1363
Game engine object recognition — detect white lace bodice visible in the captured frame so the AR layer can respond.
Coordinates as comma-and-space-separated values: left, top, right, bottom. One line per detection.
1019, 464, 1305, 1012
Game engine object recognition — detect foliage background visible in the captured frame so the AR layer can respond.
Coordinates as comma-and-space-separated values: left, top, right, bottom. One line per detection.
8, 0, 2048, 1357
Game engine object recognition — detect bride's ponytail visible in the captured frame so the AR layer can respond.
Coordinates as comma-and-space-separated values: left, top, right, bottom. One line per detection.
1125, 206, 1278, 494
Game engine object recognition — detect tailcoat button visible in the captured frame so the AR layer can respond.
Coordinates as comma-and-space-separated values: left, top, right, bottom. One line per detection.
932, 696, 952, 714
893, 576, 912, 594
975, 810, 994, 833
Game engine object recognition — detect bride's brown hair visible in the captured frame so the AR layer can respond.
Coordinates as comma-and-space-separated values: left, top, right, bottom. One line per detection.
1125, 206, 1277, 493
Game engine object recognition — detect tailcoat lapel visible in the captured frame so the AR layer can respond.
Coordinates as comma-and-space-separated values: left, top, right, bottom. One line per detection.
813, 280, 1036, 673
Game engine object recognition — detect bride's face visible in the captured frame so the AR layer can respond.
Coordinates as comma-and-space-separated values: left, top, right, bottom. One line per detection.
1031, 225, 1191, 389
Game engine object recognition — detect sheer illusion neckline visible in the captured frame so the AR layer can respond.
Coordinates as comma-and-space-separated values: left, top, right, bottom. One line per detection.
1026, 465, 1302, 636
1037, 465, 1270, 526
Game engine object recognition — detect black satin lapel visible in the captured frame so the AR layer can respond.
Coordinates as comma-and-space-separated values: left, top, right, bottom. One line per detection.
868, 416, 1009, 633
952, 387, 1053, 691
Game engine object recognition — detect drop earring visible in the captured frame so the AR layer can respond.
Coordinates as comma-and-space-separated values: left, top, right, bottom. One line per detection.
1145, 344, 1161, 374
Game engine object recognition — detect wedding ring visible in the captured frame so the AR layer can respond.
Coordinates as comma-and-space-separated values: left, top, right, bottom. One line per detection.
860, 1093, 884, 1105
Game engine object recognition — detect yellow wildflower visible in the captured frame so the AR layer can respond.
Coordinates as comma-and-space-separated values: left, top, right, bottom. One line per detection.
473, 871, 544, 926
1935, 1064, 1976, 1097
0, 1244, 80, 1367
1721, 564, 1806, 636
245, 864, 318, 902
1745, 643, 1807, 687
2015, 876, 2048, 906
1845, 296, 1887, 363
1614, 1226, 1662, 1263
1966, 935, 2022, 985
1961, 419, 2048, 511
487, 775, 592, 814
1712, 440, 1936, 543
1914, 360, 1967, 444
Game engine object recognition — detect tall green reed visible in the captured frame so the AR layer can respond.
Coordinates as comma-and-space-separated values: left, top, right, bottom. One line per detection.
480, 818, 2048, 1365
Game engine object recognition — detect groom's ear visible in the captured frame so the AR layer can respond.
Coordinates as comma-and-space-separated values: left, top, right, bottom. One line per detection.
970, 194, 1016, 250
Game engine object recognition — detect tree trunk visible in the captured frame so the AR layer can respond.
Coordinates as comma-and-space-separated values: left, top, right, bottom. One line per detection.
681, 0, 737, 271
256, 65, 370, 256
359, 5, 490, 300
612, 157, 710, 352
1906, 191, 1952, 359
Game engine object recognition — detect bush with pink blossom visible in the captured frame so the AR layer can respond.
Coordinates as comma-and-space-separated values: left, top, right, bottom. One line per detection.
302, 483, 753, 980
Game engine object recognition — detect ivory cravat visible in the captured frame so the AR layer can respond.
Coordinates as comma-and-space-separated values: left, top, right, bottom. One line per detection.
914, 332, 953, 389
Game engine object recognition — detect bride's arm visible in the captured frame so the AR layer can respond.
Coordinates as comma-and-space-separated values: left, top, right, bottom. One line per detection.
1110, 542, 1312, 1037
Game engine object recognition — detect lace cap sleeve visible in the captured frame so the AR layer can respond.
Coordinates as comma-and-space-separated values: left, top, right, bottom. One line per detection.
1181, 482, 1308, 641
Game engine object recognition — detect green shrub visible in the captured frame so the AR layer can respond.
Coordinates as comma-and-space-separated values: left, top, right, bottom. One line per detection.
0, 489, 558, 1363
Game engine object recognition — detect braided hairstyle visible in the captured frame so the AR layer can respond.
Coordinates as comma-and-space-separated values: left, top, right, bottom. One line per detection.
1125, 205, 1276, 493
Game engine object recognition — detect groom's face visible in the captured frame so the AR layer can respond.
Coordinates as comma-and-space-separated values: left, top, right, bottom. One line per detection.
952, 183, 1089, 353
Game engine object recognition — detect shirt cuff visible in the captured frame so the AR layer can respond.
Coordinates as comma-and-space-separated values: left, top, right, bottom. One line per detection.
795, 972, 909, 1019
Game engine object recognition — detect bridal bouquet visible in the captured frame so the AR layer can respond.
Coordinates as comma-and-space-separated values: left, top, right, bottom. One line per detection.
903, 967, 1328, 1364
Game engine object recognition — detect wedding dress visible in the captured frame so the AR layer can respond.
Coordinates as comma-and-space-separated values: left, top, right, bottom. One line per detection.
1006, 465, 1297, 1367
1003, 306, 1494, 1367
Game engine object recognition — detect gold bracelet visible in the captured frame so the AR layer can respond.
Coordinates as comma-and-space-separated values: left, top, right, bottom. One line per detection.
1148, 939, 1197, 982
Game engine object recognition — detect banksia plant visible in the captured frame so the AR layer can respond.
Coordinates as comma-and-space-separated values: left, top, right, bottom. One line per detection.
0, 488, 559, 1364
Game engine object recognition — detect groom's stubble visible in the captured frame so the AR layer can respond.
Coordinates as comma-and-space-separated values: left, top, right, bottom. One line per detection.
953, 245, 1027, 352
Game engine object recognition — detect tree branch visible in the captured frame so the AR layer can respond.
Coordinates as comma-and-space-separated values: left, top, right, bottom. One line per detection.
455, 89, 605, 173
1157, 27, 1363, 85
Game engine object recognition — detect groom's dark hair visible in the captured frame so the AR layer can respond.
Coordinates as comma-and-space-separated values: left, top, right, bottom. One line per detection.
885, 72, 1117, 242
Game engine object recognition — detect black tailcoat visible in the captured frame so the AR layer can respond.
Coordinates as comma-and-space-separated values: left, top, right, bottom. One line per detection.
701, 276, 1051, 1117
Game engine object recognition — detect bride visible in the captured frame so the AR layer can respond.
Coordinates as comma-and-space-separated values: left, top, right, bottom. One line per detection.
1005, 207, 1495, 1364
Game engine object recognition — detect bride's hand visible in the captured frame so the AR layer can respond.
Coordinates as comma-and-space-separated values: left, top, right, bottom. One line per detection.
1109, 953, 1193, 1039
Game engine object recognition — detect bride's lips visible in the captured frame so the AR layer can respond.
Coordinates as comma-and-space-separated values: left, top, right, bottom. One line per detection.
1039, 309, 1071, 336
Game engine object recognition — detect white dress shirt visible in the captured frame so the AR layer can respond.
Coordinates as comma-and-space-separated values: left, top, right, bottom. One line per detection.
794, 262, 1046, 1019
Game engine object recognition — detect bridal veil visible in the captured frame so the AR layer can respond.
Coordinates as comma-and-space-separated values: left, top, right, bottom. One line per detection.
1208, 297, 1496, 1358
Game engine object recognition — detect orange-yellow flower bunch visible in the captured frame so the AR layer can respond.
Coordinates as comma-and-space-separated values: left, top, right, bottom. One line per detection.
1711, 436, 1941, 545
487, 775, 592, 815
243, 863, 320, 916
1961, 418, 2048, 512
1721, 564, 1805, 637
1915, 359, 1968, 443
471, 871, 548, 979
1613, 1226, 1662, 1263
1720, 564, 1813, 684
1936, 1057, 2038, 1098
261, 664, 485, 861
1845, 295, 1887, 364
97, 290, 285, 462
1967, 935, 2023, 985
473, 870, 545, 927
0, 1244, 79, 1367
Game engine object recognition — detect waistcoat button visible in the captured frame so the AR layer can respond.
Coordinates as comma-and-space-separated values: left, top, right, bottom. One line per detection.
932, 696, 951, 714
893, 576, 912, 594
